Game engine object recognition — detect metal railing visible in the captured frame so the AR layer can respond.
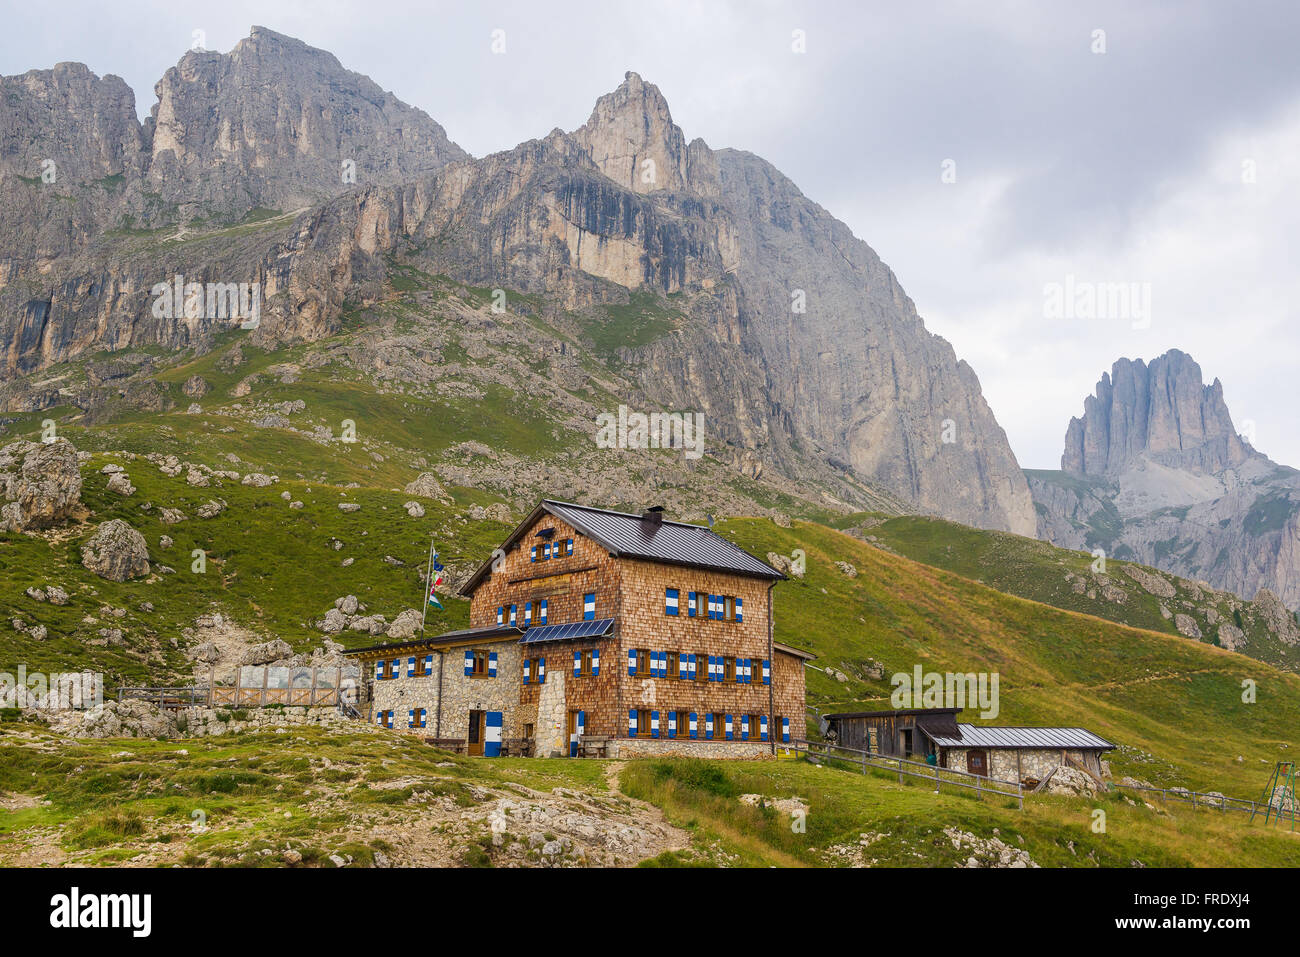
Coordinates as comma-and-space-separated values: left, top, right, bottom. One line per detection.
786, 738, 1024, 809
1112, 782, 1293, 824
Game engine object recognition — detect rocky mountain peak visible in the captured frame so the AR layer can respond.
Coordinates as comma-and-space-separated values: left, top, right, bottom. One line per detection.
144, 25, 467, 218
569, 71, 694, 194
1063, 349, 1249, 476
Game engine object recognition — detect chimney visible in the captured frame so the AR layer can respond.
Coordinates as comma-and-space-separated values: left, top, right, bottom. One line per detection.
641, 505, 665, 532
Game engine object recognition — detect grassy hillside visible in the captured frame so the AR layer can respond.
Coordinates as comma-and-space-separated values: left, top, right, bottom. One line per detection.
715, 518, 1300, 798
840, 513, 1300, 672
1, 721, 1295, 868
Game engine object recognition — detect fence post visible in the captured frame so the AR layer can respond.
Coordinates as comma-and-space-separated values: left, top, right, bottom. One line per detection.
861, 749, 867, 776
935, 763, 941, 794
897, 759, 903, 785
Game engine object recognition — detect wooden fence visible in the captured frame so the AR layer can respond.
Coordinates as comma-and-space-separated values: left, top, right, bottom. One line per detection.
786, 738, 1024, 809
119, 665, 360, 710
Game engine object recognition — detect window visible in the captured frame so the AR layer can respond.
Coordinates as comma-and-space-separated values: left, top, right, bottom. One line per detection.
525, 656, 542, 684
578, 648, 595, 676
723, 596, 737, 621
637, 708, 652, 737
414, 656, 430, 677
471, 649, 489, 676
695, 652, 706, 681
666, 651, 679, 678
523, 723, 534, 739
749, 714, 763, 740
723, 656, 736, 683
676, 710, 689, 734
636, 648, 651, 676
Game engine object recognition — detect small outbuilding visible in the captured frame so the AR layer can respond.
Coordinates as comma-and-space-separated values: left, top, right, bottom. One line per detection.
925, 724, 1115, 786
823, 709, 1116, 786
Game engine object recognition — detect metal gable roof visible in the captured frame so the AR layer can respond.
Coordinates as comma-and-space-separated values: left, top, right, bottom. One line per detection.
542, 501, 784, 580
461, 500, 785, 594
923, 723, 1116, 750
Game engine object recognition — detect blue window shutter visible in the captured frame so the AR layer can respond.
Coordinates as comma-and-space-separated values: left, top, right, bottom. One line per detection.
523, 659, 531, 684
741, 715, 749, 741
488, 651, 498, 677
725, 714, 734, 741
530, 545, 537, 562
628, 649, 637, 676
584, 593, 595, 620
391, 658, 401, 679
573, 651, 581, 678
760, 716, 769, 742
577, 711, 585, 736
408, 708, 415, 728
705, 714, 713, 740
665, 587, 679, 616
678, 654, 687, 679
650, 710, 660, 738
688, 653, 697, 680
667, 712, 676, 738
710, 594, 718, 620
688, 591, 697, 617
407, 656, 416, 678
539, 599, 547, 624
652, 650, 660, 678
464, 650, 473, 677
425, 654, 433, 675
539, 657, 546, 683
374, 660, 384, 681
566, 538, 574, 556
497, 606, 504, 626
591, 648, 600, 676
735, 597, 743, 623
509, 605, 517, 626
762, 659, 771, 685
782, 717, 791, 744
745, 658, 753, 684
629, 709, 638, 737
689, 712, 698, 739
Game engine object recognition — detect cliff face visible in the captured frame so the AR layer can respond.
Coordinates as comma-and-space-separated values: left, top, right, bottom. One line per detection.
1063, 350, 1248, 476
1032, 350, 1300, 609
0, 36, 1035, 534
144, 27, 467, 220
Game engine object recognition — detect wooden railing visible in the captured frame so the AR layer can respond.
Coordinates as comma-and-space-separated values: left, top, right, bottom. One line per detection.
116, 687, 209, 709
785, 738, 1024, 809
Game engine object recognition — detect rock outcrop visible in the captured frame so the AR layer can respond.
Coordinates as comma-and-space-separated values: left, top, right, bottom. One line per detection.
80, 519, 150, 581
0, 438, 83, 531
1032, 350, 1300, 610
1062, 350, 1248, 476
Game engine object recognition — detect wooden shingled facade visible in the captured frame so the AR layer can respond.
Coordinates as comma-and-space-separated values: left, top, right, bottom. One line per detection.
350, 501, 813, 756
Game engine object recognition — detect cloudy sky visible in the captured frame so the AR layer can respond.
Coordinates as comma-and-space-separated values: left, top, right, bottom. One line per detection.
4, 0, 1297, 469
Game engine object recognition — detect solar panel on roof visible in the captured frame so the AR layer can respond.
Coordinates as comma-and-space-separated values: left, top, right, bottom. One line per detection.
519, 617, 615, 643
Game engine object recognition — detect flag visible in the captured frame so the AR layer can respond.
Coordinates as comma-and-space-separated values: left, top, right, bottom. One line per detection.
427, 554, 444, 610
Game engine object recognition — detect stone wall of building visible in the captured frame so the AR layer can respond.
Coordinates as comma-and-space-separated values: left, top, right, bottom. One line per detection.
368, 638, 523, 740
944, 747, 1107, 783
608, 738, 774, 759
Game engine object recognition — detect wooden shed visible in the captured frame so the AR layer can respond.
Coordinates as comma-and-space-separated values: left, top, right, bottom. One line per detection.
823, 708, 961, 760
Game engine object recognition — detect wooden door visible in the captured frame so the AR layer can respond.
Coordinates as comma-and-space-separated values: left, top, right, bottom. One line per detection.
467, 710, 485, 756
968, 749, 988, 777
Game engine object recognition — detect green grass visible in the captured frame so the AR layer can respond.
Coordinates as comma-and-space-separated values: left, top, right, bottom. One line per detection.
620, 757, 1300, 867
715, 517, 1300, 796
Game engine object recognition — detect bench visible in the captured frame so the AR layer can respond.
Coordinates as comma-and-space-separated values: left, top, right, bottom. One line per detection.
502, 738, 534, 758
579, 735, 610, 758
423, 737, 466, 754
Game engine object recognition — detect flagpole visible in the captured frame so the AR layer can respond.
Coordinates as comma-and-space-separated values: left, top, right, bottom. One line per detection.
420, 535, 437, 638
